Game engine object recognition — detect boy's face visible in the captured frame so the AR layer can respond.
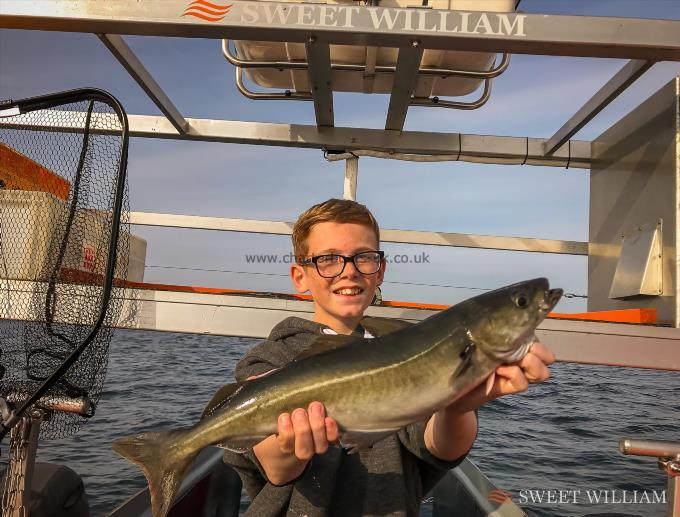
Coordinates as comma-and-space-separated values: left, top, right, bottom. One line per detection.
291, 222, 385, 331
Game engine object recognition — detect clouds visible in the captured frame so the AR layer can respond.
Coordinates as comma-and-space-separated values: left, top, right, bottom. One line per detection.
1, 0, 678, 309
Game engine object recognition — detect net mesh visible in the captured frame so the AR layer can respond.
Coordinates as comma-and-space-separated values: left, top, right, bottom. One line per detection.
0, 93, 131, 440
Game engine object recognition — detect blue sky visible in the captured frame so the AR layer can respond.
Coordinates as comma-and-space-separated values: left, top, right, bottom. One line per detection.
1, 0, 679, 311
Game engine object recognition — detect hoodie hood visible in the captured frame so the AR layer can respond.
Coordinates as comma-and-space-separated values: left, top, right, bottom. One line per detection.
267, 316, 328, 343
234, 317, 328, 380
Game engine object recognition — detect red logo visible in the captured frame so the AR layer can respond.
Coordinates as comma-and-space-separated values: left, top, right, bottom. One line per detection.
488, 489, 513, 504
82, 246, 96, 272
183, 0, 232, 22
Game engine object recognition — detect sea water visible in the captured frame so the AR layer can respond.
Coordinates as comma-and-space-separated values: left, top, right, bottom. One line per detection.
6, 329, 678, 516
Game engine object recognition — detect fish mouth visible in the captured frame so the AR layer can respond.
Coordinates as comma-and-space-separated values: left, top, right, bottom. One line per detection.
540, 288, 563, 313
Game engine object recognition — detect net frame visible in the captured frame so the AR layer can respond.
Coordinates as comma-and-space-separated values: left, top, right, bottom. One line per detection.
0, 88, 130, 442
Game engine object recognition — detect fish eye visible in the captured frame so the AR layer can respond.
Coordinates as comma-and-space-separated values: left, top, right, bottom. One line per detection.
512, 292, 529, 309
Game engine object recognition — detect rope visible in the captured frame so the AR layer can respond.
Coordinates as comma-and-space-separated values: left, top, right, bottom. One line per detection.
324, 149, 468, 163
145, 265, 587, 298
521, 137, 529, 165
566, 140, 572, 170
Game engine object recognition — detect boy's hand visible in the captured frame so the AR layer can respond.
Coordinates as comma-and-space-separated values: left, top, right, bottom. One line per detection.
424, 340, 555, 461
247, 372, 339, 460
489, 340, 554, 398
276, 401, 339, 460
445, 339, 556, 415
251, 397, 339, 485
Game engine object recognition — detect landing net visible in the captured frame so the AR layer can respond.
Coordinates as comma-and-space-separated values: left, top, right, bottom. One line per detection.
0, 89, 131, 440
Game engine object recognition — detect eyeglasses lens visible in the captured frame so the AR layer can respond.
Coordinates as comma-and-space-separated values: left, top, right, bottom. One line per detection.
316, 252, 381, 278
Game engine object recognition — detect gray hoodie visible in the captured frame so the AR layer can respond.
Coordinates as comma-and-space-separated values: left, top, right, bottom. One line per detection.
222, 316, 468, 516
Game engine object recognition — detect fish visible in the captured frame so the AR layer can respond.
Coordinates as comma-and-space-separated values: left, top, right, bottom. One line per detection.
112, 277, 562, 517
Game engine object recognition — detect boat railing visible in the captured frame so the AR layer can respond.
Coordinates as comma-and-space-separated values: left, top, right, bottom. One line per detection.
619, 438, 680, 517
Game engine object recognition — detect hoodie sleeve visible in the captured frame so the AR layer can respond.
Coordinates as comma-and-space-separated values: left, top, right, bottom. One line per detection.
398, 414, 476, 495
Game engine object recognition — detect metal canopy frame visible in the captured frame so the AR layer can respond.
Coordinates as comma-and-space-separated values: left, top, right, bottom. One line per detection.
2, 1, 679, 58
1, 111, 592, 167
0, 2, 678, 255
1, 0, 678, 141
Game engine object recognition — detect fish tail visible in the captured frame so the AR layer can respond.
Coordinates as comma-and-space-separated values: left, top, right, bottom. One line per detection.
112, 428, 197, 517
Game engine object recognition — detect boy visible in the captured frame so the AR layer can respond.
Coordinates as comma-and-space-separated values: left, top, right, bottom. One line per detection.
223, 198, 554, 516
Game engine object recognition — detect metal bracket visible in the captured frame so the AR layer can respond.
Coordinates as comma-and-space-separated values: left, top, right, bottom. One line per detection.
385, 41, 424, 131
609, 219, 663, 299
660, 458, 680, 478
305, 37, 334, 127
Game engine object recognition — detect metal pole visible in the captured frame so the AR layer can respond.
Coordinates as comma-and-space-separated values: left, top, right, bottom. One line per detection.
2, 410, 43, 517
18, 412, 41, 516
344, 156, 358, 200
98, 34, 189, 134
662, 459, 680, 517
544, 59, 654, 155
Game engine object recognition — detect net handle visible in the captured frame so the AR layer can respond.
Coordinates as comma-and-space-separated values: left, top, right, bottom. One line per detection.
0, 87, 130, 441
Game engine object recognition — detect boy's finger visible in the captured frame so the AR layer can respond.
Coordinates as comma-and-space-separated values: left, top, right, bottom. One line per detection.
519, 352, 551, 382
527, 341, 556, 365
276, 413, 295, 454
495, 365, 529, 394
325, 416, 339, 444
291, 408, 314, 461
308, 402, 328, 454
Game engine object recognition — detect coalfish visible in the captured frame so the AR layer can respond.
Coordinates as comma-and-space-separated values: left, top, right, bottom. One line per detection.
112, 277, 562, 517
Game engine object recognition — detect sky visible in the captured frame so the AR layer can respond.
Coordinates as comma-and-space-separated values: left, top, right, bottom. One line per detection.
1, 0, 679, 312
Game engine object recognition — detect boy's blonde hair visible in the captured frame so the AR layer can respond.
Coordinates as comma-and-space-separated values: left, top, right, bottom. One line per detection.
292, 198, 380, 262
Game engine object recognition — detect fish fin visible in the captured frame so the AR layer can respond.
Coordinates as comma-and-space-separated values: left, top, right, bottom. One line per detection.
112, 428, 197, 517
201, 382, 245, 419
361, 316, 413, 337
485, 371, 496, 397
294, 334, 362, 361
339, 429, 396, 454
451, 344, 475, 383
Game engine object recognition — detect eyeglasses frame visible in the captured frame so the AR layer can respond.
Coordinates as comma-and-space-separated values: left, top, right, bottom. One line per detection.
299, 250, 385, 278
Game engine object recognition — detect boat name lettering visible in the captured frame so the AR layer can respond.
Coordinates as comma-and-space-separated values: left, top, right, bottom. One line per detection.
237, 4, 527, 37
517, 489, 667, 505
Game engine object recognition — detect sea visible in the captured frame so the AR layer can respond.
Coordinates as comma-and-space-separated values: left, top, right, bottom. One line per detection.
9, 329, 680, 516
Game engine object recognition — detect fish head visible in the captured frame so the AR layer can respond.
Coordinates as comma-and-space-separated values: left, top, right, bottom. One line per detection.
463, 277, 562, 363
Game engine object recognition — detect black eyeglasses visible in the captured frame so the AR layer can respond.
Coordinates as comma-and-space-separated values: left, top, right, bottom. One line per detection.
300, 251, 385, 278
